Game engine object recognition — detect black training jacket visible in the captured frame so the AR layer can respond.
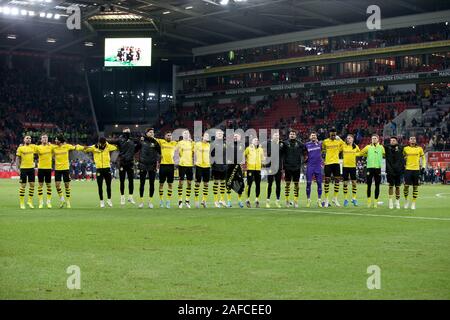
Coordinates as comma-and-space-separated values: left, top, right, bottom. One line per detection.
211, 139, 228, 172
385, 144, 404, 175
109, 134, 136, 165
281, 139, 303, 171
135, 137, 161, 170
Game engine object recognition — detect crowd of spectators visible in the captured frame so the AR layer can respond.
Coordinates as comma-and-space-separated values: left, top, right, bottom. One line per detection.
0, 64, 97, 162
271, 90, 414, 142
398, 86, 450, 151
70, 158, 97, 181
157, 87, 449, 155
423, 167, 447, 184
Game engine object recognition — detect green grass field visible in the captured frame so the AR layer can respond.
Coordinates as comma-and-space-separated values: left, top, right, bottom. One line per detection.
0, 179, 449, 300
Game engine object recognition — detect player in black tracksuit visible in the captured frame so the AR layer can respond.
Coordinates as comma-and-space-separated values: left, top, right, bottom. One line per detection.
135, 128, 161, 208
226, 133, 245, 208
211, 130, 228, 207
265, 131, 282, 208
385, 136, 404, 209
108, 128, 137, 205
281, 130, 303, 208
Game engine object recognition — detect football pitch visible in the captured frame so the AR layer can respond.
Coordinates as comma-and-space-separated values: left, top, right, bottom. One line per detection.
0, 179, 449, 300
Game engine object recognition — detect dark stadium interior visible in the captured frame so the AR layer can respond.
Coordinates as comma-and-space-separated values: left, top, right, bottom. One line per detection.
0, 0, 449, 166
1, 0, 450, 56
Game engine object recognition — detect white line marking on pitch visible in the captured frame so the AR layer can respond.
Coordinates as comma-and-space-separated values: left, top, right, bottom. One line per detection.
252, 208, 450, 221
436, 193, 450, 198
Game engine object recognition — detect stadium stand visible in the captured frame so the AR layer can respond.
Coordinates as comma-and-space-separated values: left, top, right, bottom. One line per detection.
0, 60, 97, 163
181, 23, 448, 71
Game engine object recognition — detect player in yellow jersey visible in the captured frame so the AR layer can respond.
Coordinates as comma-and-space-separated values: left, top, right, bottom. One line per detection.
16, 135, 36, 209
34, 134, 54, 208
52, 135, 84, 208
156, 131, 178, 208
342, 134, 360, 207
244, 137, 265, 208
83, 137, 118, 208
176, 130, 194, 208
403, 136, 426, 210
194, 132, 211, 208
321, 128, 344, 207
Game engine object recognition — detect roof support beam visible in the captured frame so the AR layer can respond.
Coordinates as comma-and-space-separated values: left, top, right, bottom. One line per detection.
8, 25, 61, 52
181, 25, 239, 41
161, 32, 209, 46
258, 13, 320, 28
173, 0, 288, 23
48, 22, 97, 54
8, 5, 100, 52
332, 1, 366, 16
138, 0, 268, 36
276, 1, 343, 25
48, 33, 96, 54
394, 0, 425, 13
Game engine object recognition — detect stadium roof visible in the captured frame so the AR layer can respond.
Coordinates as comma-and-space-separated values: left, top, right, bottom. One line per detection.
0, 0, 449, 60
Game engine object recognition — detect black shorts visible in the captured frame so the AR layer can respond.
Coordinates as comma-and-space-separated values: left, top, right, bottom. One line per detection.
38, 169, 52, 183
404, 170, 420, 186
387, 172, 402, 187
212, 169, 227, 180
119, 162, 134, 171
195, 166, 210, 183
268, 169, 282, 180
20, 168, 35, 184
324, 164, 341, 178
284, 169, 300, 182
159, 164, 175, 184
55, 170, 71, 183
342, 167, 356, 181
178, 166, 193, 181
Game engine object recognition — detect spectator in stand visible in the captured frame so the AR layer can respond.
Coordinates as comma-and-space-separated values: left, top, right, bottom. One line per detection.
0, 63, 96, 162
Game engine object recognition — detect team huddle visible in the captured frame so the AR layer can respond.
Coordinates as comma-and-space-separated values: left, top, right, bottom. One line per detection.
15, 127, 426, 210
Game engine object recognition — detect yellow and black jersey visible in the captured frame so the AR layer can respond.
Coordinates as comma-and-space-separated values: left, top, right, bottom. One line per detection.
194, 141, 211, 168
403, 145, 425, 171
244, 145, 265, 171
16, 144, 36, 169
322, 138, 344, 165
177, 140, 194, 167
84, 143, 118, 169
34, 144, 54, 169
342, 143, 360, 168
53, 144, 84, 170
157, 139, 177, 165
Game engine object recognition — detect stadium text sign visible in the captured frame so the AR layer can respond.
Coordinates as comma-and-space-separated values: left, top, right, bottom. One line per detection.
183, 70, 450, 100
428, 152, 450, 167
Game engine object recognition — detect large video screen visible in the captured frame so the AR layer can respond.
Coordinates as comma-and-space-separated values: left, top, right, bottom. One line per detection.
104, 38, 152, 67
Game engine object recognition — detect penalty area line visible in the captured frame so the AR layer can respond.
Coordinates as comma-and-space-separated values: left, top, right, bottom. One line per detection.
252, 208, 450, 221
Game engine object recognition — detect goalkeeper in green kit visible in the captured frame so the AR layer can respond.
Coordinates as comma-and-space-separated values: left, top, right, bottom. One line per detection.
359, 134, 385, 208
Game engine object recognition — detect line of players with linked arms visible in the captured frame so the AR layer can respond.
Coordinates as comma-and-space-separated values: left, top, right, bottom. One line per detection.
15, 126, 426, 210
